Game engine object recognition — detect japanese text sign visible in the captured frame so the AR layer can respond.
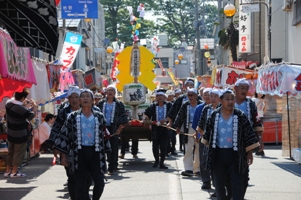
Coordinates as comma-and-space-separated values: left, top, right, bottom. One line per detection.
256, 64, 301, 96
61, 0, 98, 19
59, 32, 83, 71
0, 29, 36, 84
239, 0, 251, 53
214, 67, 254, 88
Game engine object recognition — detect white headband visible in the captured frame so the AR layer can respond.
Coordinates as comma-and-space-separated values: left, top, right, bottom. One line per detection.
166, 90, 175, 96
187, 87, 197, 94
156, 91, 165, 96
219, 88, 234, 97
185, 79, 194, 85
107, 84, 117, 93
210, 88, 220, 96
235, 78, 250, 87
203, 88, 211, 94
175, 89, 182, 94
67, 85, 80, 97
94, 93, 103, 98
80, 89, 94, 99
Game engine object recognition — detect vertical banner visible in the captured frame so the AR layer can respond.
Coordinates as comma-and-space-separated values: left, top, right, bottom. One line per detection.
46, 64, 60, 93
239, 1, 251, 53
59, 32, 83, 70
111, 52, 119, 81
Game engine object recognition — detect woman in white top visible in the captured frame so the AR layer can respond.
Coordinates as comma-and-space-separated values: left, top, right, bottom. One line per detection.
38, 114, 56, 146
252, 93, 267, 118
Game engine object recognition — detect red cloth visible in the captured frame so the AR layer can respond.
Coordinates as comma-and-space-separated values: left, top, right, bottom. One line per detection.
0, 78, 33, 102
55, 0, 60, 6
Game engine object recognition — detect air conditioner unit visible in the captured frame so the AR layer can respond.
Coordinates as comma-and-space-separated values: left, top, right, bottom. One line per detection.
282, 0, 292, 12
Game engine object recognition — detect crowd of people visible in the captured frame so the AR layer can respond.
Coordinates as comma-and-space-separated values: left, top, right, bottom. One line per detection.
3, 77, 265, 200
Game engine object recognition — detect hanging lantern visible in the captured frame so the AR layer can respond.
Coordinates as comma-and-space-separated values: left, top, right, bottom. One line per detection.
207, 57, 211, 66
224, 1, 236, 17
106, 46, 113, 54
204, 51, 211, 58
204, 43, 209, 50
177, 54, 184, 60
175, 59, 180, 65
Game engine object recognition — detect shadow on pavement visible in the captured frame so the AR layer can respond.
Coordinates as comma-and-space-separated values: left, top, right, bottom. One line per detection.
56, 187, 69, 199
272, 161, 301, 177
0, 186, 37, 200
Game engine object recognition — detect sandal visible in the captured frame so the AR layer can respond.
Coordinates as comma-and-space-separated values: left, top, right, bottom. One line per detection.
10, 171, 27, 178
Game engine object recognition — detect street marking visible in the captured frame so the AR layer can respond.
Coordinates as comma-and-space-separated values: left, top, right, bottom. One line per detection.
169, 173, 182, 200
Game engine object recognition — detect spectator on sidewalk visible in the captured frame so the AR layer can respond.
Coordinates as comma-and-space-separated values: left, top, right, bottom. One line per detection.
4, 88, 37, 178
39, 113, 56, 152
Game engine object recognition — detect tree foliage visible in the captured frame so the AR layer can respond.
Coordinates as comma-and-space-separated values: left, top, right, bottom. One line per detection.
100, 0, 158, 47
154, 0, 218, 47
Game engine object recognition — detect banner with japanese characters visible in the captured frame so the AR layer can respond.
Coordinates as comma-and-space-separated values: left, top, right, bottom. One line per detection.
110, 52, 119, 81
256, 64, 301, 97
59, 32, 83, 71
214, 67, 254, 88
239, 0, 251, 53
0, 29, 36, 83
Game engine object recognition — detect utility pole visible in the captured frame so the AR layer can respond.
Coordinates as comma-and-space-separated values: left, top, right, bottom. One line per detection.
195, 0, 202, 76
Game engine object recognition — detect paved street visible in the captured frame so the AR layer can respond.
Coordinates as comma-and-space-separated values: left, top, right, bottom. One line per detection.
0, 142, 301, 200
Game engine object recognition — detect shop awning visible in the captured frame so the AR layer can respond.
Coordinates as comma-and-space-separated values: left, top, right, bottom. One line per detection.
0, 0, 59, 55
0, 29, 36, 102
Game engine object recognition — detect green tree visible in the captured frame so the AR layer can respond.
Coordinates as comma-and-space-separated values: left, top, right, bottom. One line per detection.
218, 21, 239, 61
100, 0, 158, 47
153, 0, 218, 46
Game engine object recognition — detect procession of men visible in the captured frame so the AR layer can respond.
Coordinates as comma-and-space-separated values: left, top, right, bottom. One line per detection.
44, 77, 263, 200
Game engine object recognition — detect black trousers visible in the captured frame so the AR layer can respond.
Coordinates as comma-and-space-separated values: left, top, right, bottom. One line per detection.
179, 134, 185, 151
167, 130, 176, 153
199, 142, 211, 185
212, 148, 244, 200
120, 139, 138, 155
107, 126, 119, 172
75, 146, 105, 200
152, 127, 168, 165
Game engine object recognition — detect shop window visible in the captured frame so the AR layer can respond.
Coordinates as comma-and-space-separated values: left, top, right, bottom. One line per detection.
292, 0, 301, 26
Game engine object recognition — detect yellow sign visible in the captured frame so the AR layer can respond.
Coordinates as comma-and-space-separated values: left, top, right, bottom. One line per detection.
116, 46, 156, 92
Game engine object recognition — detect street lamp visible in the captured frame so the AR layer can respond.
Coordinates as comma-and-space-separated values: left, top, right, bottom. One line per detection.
224, 1, 236, 17
178, 54, 183, 60
106, 46, 113, 54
